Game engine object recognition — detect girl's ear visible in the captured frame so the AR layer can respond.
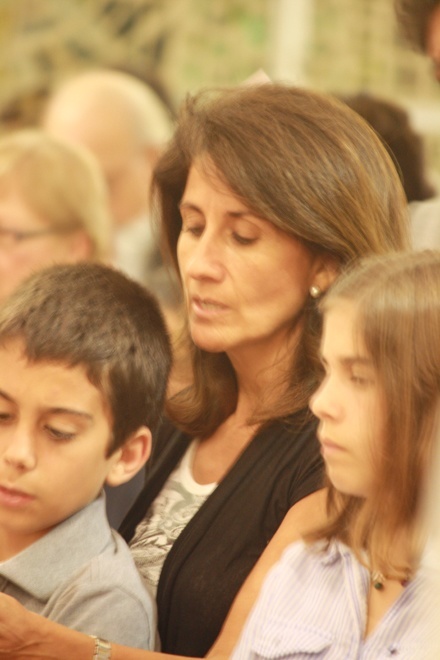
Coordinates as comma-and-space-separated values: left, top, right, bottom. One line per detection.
105, 426, 152, 487
311, 255, 340, 296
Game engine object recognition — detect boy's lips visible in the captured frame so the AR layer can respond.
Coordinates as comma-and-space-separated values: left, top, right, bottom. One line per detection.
0, 484, 35, 507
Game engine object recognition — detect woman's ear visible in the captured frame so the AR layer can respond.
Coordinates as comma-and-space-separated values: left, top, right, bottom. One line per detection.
105, 426, 152, 487
311, 255, 340, 296
66, 230, 94, 262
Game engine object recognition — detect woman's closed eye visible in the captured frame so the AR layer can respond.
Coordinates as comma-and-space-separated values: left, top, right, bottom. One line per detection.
182, 223, 204, 237
232, 231, 257, 246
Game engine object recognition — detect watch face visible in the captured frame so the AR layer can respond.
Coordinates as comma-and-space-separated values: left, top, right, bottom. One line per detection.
91, 636, 112, 660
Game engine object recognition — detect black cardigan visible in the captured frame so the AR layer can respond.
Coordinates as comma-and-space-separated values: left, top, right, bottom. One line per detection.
120, 411, 324, 656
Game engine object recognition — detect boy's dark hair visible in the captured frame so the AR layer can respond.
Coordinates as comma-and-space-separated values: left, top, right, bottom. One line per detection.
0, 263, 172, 455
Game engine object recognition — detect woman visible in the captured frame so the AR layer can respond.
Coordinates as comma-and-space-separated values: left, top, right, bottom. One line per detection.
0, 83, 409, 659
0, 128, 111, 302
232, 250, 440, 658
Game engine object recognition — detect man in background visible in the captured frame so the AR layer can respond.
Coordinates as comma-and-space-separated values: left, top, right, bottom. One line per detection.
42, 68, 177, 308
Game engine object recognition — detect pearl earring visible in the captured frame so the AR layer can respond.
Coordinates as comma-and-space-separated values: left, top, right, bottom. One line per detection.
310, 285, 321, 299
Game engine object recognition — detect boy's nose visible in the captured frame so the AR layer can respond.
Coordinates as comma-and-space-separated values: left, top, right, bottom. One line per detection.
2, 430, 37, 472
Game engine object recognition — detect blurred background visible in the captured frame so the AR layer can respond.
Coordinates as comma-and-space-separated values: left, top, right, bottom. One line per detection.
1, 0, 440, 180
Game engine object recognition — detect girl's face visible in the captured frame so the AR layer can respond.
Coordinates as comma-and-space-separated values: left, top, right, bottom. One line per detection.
310, 300, 386, 499
177, 162, 328, 367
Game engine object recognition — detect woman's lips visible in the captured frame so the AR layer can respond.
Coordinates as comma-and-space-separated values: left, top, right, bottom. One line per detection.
190, 295, 228, 318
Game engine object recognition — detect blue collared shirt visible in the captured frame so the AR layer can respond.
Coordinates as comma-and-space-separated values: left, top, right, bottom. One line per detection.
0, 493, 156, 649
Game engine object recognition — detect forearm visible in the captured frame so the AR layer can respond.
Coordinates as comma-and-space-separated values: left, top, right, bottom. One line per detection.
0, 594, 197, 660
0, 606, 94, 659
1, 616, 194, 660
111, 646, 192, 660
207, 489, 328, 659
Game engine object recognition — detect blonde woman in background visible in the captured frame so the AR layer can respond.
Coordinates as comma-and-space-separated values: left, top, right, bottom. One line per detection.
0, 128, 111, 303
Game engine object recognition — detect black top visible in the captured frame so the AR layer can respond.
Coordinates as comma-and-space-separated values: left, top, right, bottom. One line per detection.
120, 411, 324, 656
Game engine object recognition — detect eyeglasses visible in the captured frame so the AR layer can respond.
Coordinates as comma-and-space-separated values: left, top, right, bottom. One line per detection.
0, 226, 61, 249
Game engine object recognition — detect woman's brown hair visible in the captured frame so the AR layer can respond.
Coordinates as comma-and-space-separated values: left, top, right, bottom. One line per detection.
152, 83, 410, 437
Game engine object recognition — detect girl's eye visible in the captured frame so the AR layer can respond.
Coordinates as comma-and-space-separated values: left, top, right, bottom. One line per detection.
0, 412, 13, 424
45, 426, 76, 442
350, 374, 371, 387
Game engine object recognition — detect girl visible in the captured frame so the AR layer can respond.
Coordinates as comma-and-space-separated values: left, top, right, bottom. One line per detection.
232, 250, 440, 658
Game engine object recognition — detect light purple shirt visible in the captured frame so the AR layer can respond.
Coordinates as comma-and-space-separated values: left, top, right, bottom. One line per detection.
232, 539, 440, 659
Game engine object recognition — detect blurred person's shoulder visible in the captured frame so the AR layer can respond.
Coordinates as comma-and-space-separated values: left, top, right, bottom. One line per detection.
410, 196, 440, 249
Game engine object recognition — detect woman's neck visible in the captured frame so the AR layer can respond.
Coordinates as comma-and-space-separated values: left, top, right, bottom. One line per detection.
228, 330, 300, 415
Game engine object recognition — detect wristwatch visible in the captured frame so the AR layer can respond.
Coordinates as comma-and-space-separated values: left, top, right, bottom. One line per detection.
90, 635, 112, 659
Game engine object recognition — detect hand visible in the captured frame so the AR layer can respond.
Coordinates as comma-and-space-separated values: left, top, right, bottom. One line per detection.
0, 594, 96, 659
0, 594, 39, 657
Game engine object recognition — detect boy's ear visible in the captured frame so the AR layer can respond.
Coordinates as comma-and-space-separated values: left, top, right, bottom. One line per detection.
105, 426, 152, 487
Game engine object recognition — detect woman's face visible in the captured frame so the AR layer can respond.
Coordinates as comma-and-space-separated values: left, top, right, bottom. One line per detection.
0, 188, 91, 302
177, 162, 326, 365
310, 301, 385, 499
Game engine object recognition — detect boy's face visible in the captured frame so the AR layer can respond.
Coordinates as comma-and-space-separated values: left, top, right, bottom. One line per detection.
0, 338, 121, 558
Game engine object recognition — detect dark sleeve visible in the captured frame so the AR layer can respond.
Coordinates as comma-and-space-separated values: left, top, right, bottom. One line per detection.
156, 413, 325, 656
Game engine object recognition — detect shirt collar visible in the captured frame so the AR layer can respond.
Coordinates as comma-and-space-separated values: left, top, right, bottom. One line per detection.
0, 492, 113, 600
318, 539, 352, 567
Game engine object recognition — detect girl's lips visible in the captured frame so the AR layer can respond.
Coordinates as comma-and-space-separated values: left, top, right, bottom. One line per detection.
0, 485, 35, 507
319, 438, 346, 455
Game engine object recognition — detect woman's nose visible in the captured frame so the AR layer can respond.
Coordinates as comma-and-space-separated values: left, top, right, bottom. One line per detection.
183, 233, 225, 282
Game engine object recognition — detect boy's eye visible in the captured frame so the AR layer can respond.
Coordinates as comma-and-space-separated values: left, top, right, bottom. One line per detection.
44, 425, 77, 442
0, 412, 13, 423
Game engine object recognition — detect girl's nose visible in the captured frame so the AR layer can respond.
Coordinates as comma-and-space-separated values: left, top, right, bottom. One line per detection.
310, 376, 339, 421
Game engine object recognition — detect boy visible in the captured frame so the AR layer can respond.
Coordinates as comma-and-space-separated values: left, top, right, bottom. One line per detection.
0, 262, 171, 649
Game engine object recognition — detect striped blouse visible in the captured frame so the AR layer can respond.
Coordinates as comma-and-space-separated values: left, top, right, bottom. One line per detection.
232, 539, 440, 659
